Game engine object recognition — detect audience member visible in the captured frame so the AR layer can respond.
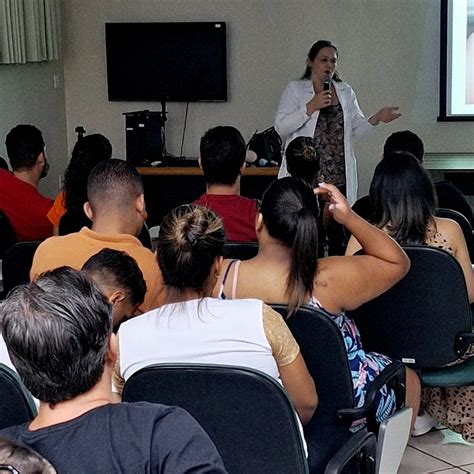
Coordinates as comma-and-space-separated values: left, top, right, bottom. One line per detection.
353, 130, 474, 226
346, 153, 474, 302
194, 126, 258, 241
215, 177, 420, 427
0, 268, 226, 473
30, 159, 162, 312
0, 125, 53, 241
82, 248, 146, 331
1, 249, 146, 372
0, 437, 56, 473
116, 204, 317, 426
285, 136, 320, 187
48, 134, 112, 235
346, 153, 474, 440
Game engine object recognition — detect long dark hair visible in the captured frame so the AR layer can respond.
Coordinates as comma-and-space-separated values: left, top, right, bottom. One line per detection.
302, 40, 342, 82
63, 134, 112, 214
370, 152, 437, 245
260, 177, 319, 313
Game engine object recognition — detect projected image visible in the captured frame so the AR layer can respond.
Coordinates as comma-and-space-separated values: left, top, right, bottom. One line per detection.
440, 0, 474, 119
467, 0, 474, 104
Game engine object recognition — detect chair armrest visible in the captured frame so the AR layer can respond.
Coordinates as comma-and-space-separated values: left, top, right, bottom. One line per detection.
324, 430, 376, 474
337, 361, 406, 427
455, 332, 474, 356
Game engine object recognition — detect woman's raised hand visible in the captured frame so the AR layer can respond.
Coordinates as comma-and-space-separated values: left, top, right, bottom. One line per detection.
369, 106, 401, 125
314, 182, 352, 225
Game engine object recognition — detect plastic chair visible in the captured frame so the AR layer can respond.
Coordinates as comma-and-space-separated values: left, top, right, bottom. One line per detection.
0, 363, 37, 430
123, 364, 309, 474
271, 304, 406, 473
347, 246, 474, 391
222, 241, 258, 260
1, 241, 40, 297
435, 207, 474, 262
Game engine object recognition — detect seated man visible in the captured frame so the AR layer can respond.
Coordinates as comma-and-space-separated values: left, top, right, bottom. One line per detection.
0, 125, 53, 241
353, 130, 474, 226
0, 268, 226, 473
82, 248, 146, 331
194, 126, 258, 241
0, 249, 146, 372
30, 159, 162, 312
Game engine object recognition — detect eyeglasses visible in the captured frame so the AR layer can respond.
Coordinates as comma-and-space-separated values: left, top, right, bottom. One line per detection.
0, 464, 20, 474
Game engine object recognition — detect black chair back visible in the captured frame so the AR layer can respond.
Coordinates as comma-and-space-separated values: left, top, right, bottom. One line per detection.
137, 223, 153, 249
271, 304, 356, 472
435, 207, 474, 262
222, 241, 259, 260
0, 364, 36, 430
348, 246, 472, 369
0, 212, 17, 259
123, 363, 308, 474
2, 241, 40, 296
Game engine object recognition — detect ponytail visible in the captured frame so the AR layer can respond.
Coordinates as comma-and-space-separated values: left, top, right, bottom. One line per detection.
260, 177, 319, 315
287, 207, 319, 314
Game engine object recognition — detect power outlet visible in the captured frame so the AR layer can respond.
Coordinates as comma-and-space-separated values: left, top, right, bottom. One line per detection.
58, 174, 64, 189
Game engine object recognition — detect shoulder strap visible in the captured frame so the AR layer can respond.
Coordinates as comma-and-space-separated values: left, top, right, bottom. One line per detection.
218, 259, 238, 299
231, 260, 242, 300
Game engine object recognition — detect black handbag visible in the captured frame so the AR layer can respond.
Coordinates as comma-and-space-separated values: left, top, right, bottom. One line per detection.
248, 127, 282, 166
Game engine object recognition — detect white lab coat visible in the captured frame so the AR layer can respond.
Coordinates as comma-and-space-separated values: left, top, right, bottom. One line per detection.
274, 79, 375, 205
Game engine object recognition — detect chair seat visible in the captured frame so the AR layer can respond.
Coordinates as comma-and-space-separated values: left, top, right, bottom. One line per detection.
421, 357, 474, 387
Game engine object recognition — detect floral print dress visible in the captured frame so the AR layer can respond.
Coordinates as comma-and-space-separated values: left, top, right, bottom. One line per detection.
308, 296, 396, 423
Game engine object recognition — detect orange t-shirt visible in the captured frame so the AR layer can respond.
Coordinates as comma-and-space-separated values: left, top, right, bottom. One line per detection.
30, 227, 163, 312
47, 191, 66, 227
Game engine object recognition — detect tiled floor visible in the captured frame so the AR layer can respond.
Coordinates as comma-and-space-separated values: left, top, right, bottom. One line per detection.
399, 428, 474, 473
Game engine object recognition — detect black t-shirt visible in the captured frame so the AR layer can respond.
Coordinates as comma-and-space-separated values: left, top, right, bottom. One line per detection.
0, 402, 226, 473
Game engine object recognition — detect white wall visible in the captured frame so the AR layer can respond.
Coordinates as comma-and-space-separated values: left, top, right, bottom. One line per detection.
0, 61, 68, 197
62, 0, 474, 196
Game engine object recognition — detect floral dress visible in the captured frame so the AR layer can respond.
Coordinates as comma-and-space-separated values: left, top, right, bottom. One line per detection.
308, 296, 396, 423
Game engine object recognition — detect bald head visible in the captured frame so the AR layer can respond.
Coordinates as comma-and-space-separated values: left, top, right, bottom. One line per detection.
87, 159, 144, 214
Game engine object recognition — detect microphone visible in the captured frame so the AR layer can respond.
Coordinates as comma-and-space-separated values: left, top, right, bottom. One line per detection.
320, 75, 331, 114
323, 75, 331, 91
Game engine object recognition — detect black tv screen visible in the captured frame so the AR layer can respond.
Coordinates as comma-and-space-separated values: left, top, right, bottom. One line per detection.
105, 22, 227, 102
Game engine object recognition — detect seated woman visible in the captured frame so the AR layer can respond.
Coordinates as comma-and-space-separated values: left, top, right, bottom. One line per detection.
215, 177, 421, 427
346, 152, 474, 302
346, 152, 474, 440
116, 204, 317, 426
286, 136, 320, 187
47, 134, 112, 235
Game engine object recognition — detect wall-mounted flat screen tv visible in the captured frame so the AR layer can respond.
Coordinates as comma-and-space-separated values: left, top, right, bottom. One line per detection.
105, 22, 227, 102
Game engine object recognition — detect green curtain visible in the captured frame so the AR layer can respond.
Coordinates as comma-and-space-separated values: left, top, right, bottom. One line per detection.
0, 0, 60, 64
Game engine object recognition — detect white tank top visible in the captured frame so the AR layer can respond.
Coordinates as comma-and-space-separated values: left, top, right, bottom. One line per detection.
119, 297, 280, 382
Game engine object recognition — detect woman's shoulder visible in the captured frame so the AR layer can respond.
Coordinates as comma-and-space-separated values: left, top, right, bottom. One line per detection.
433, 216, 463, 237
434, 215, 465, 240
284, 79, 312, 91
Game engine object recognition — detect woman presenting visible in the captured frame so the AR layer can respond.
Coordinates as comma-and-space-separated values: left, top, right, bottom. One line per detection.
275, 40, 400, 206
